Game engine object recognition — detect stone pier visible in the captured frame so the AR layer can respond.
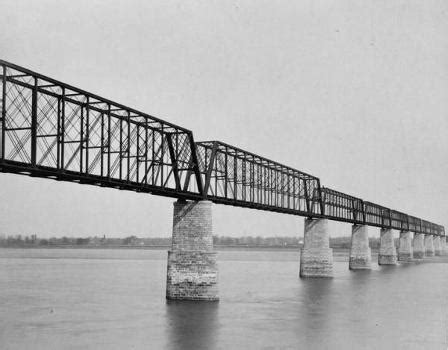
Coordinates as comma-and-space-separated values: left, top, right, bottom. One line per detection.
398, 230, 413, 262
440, 237, 447, 256
0, 97, 2, 158
349, 224, 371, 270
424, 234, 435, 257
166, 200, 218, 301
378, 228, 397, 265
300, 218, 333, 278
433, 236, 441, 256
413, 233, 425, 259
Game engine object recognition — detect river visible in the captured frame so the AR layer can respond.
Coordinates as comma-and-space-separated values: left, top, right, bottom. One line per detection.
0, 248, 446, 349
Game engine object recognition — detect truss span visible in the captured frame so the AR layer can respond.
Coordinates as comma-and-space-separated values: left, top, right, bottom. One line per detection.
0, 60, 204, 200
195, 141, 323, 216
0, 60, 444, 237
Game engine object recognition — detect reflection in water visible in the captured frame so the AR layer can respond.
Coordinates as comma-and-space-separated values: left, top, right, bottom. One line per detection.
165, 301, 219, 350
297, 269, 377, 349
298, 278, 334, 348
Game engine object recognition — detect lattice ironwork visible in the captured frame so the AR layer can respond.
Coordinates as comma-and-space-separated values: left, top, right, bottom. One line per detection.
320, 187, 445, 236
0, 60, 444, 236
0, 60, 203, 199
196, 141, 324, 216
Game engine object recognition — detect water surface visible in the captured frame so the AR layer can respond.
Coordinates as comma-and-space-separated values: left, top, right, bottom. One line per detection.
0, 248, 446, 349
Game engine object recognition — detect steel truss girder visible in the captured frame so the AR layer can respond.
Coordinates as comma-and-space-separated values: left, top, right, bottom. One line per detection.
196, 141, 444, 237
196, 140, 322, 215
0, 60, 203, 198
319, 187, 445, 236
0, 60, 444, 237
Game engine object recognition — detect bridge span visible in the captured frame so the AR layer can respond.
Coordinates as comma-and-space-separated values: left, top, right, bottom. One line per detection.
0, 60, 445, 300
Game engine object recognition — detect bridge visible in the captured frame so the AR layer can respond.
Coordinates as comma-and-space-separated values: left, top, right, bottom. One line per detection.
0, 60, 445, 300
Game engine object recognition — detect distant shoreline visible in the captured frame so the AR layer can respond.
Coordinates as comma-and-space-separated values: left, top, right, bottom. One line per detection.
0, 245, 374, 253
0, 244, 298, 250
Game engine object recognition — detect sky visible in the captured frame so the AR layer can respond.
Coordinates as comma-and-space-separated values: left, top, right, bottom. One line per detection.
0, 0, 447, 238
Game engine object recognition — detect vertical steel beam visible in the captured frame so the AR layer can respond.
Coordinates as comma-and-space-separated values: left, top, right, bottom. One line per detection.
119, 117, 123, 180
80, 103, 84, 173
241, 157, 246, 201
60, 87, 65, 169
136, 125, 140, 182
100, 111, 104, 176
224, 148, 228, 198
214, 150, 218, 196
107, 104, 111, 179
1, 64, 6, 160
127, 111, 131, 182
85, 97, 89, 174
293, 177, 296, 210
268, 168, 272, 206
280, 172, 284, 207
144, 122, 148, 184
250, 159, 254, 203
151, 130, 155, 185
272, 169, 276, 206
56, 97, 61, 168
160, 126, 164, 187
233, 153, 237, 201
31, 77, 38, 165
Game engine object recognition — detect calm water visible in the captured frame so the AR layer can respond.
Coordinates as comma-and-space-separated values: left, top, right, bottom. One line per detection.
0, 248, 446, 350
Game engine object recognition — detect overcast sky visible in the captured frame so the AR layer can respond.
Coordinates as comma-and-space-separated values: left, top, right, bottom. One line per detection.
0, 0, 447, 238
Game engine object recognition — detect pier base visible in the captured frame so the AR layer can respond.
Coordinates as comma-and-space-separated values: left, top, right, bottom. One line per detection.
300, 218, 333, 278
166, 200, 218, 301
378, 228, 397, 265
398, 231, 413, 262
433, 236, 441, 256
349, 224, 371, 270
424, 235, 435, 257
413, 233, 425, 259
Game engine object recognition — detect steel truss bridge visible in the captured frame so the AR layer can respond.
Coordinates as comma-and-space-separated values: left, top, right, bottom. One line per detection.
0, 60, 444, 237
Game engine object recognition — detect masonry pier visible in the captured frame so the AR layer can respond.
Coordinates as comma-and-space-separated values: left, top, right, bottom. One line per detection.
424, 235, 435, 257
300, 218, 333, 277
349, 224, 371, 270
441, 237, 447, 255
413, 233, 425, 259
398, 230, 413, 262
166, 200, 219, 301
433, 236, 441, 256
378, 228, 397, 265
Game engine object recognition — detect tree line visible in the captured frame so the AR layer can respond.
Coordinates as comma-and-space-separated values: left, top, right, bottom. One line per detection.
0, 234, 382, 249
